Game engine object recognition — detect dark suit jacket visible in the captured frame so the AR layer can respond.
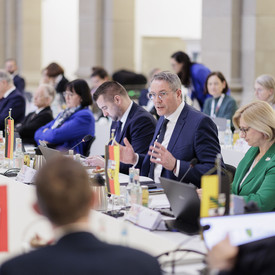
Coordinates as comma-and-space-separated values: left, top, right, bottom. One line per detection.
16, 106, 53, 145
0, 232, 161, 275
0, 89, 25, 131
13, 74, 25, 93
139, 104, 222, 187
220, 236, 275, 275
110, 102, 156, 174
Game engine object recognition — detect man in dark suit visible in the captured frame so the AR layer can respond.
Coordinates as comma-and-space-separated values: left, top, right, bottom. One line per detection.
119, 71, 222, 187
0, 156, 161, 275
86, 81, 156, 174
5, 58, 25, 93
16, 83, 55, 145
0, 70, 25, 131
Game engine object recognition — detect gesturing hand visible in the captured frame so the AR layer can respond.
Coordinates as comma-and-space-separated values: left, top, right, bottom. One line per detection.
148, 141, 176, 171
118, 137, 137, 165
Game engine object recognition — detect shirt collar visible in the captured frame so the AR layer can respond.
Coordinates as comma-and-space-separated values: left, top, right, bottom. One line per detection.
165, 101, 185, 122
120, 101, 133, 124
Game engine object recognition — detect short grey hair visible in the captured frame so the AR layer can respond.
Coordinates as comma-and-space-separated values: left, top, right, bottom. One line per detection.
0, 69, 12, 84
255, 74, 275, 104
40, 83, 56, 103
150, 71, 181, 92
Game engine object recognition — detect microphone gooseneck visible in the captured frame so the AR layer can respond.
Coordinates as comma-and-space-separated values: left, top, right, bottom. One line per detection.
69, 135, 93, 152
179, 158, 198, 183
82, 134, 92, 142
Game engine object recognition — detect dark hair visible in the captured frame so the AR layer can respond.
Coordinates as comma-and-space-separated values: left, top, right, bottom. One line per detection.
204, 71, 229, 95
171, 51, 192, 87
35, 156, 92, 226
66, 79, 93, 107
45, 62, 64, 77
91, 66, 109, 79
93, 81, 128, 102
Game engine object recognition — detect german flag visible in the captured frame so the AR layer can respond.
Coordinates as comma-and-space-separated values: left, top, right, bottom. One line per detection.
105, 144, 120, 195
5, 109, 14, 159
0, 185, 8, 251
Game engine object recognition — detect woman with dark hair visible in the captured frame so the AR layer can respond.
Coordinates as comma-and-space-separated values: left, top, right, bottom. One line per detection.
170, 51, 211, 109
35, 79, 95, 155
203, 71, 237, 122
43, 62, 69, 94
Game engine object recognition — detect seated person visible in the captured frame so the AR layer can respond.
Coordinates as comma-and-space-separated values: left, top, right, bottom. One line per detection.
0, 156, 161, 275
254, 74, 275, 109
0, 69, 25, 131
16, 84, 55, 145
203, 71, 237, 124
5, 58, 25, 93
231, 101, 275, 211
86, 81, 156, 174
119, 71, 222, 187
35, 79, 95, 155
90, 66, 109, 95
90, 66, 109, 120
207, 235, 275, 275
42, 62, 69, 95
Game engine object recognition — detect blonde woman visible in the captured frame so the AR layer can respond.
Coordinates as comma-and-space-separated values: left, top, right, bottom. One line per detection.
232, 101, 275, 211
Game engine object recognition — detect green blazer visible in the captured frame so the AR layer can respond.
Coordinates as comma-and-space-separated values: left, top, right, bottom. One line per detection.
232, 143, 275, 211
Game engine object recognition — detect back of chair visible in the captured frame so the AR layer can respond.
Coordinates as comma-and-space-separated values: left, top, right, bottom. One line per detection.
224, 163, 236, 182
83, 136, 96, 157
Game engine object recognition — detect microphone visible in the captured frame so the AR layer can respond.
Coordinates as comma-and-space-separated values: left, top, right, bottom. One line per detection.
180, 158, 198, 183
69, 135, 93, 152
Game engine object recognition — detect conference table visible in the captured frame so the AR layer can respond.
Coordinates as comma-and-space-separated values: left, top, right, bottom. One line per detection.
0, 173, 207, 274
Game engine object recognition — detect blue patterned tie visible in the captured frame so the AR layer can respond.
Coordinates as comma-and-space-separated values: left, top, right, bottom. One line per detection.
109, 120, 122, 145
148, 118, 169, 179
115, 120, 123, 142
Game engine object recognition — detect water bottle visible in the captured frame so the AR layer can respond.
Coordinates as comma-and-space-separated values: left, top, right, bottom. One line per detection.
0, 131, 5, 167
224, 119, 233, 148
126, 167, 135, 205
13, 138, 24, 169
130, 168, 142, 205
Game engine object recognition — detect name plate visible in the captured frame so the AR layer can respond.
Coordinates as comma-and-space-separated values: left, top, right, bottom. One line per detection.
16, 165, 37, 184
125, 204, 162, 230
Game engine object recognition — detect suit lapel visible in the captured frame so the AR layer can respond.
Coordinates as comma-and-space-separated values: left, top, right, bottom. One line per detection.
167, 104, 188, 152
238, 144, 275, 192
118, 103, 136, 143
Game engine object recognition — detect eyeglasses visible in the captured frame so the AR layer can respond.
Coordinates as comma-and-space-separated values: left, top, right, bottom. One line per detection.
63, 92, 74, 98
148, 91, 170, 100
239, 127, 250, 135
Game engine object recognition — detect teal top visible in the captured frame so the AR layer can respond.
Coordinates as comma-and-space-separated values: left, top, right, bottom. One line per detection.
231, 143, 275, 211
203, 94, 237, 121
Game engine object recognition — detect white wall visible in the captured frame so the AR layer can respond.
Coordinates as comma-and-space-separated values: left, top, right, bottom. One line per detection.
41, 0, 202, 78
41, 0, 79, 81
135, 0, 202, 71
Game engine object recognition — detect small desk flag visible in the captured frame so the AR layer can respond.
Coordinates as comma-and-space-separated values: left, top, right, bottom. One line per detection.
5, 109, 14, 159
200, 174, 219, 217
105, 145, 120, 195
0, 185, 8, 251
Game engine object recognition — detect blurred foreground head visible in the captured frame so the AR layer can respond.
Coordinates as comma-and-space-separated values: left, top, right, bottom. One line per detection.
35, 156, 93, 226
